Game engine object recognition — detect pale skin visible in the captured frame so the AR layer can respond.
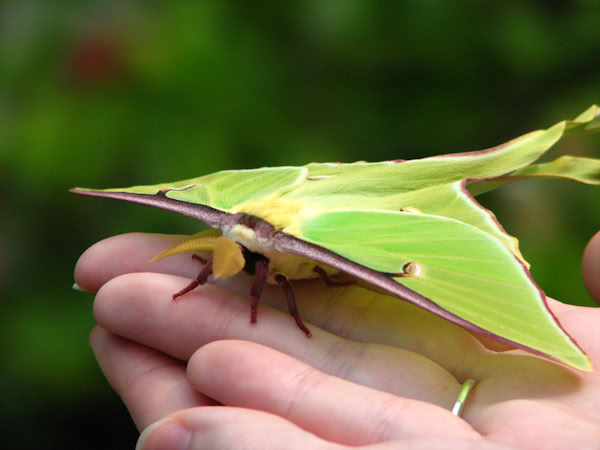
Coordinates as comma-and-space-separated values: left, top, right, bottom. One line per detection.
74, 231, 600, 449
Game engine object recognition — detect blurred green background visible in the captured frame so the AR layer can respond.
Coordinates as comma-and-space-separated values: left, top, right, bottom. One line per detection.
2, 1, 599, 448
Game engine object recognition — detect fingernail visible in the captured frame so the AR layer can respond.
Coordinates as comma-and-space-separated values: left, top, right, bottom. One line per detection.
73, 283, 89, 292
136, 417, 191, 450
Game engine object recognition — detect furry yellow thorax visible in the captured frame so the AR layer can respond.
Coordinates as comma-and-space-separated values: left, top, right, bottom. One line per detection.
234, 198, 304, 230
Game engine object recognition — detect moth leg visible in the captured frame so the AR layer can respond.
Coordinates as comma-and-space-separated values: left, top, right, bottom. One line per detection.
313, 266, 354, 287
249, 258, 269, 324
275, 274, 312, 338
192, 254, 209, 265
173, 255, 213, 300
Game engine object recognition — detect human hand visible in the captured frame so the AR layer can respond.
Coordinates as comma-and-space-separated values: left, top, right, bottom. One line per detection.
74, 231, 600, 449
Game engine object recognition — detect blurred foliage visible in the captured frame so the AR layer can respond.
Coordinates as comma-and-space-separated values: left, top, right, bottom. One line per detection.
2, 1, 599, 448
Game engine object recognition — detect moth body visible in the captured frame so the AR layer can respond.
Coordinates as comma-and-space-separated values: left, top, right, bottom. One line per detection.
223, 223, 337, 283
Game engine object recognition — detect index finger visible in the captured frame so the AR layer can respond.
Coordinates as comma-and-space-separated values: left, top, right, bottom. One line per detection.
75, 233, 490, 375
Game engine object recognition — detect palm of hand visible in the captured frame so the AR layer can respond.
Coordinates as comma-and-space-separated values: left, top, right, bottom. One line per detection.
75, 232, 600, 449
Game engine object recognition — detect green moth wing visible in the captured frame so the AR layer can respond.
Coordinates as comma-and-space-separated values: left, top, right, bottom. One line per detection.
72, 105, 600, 371
295, 209, 587, 370
468, 156, 600, 196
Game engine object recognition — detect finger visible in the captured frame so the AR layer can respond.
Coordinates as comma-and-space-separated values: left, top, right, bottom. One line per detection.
186, 340, 480, 446
293, 281, 488, 377
543, 297, 600, 366
582, 230, 600, 304
94, 272, 460, 406
545, 297, 579, 315
75, 233, 192, 292
82, 233, 488, 375
89, 326, 217, 431
546, 305, 600, 367
137, 408, 509, 450
136, 407, 332, 450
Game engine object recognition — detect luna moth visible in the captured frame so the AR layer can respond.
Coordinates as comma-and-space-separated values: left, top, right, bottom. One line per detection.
72, 105, 600, 371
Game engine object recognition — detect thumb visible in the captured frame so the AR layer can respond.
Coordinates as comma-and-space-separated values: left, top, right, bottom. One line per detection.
582, 231, 600, 305
135, 407, 324, 450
